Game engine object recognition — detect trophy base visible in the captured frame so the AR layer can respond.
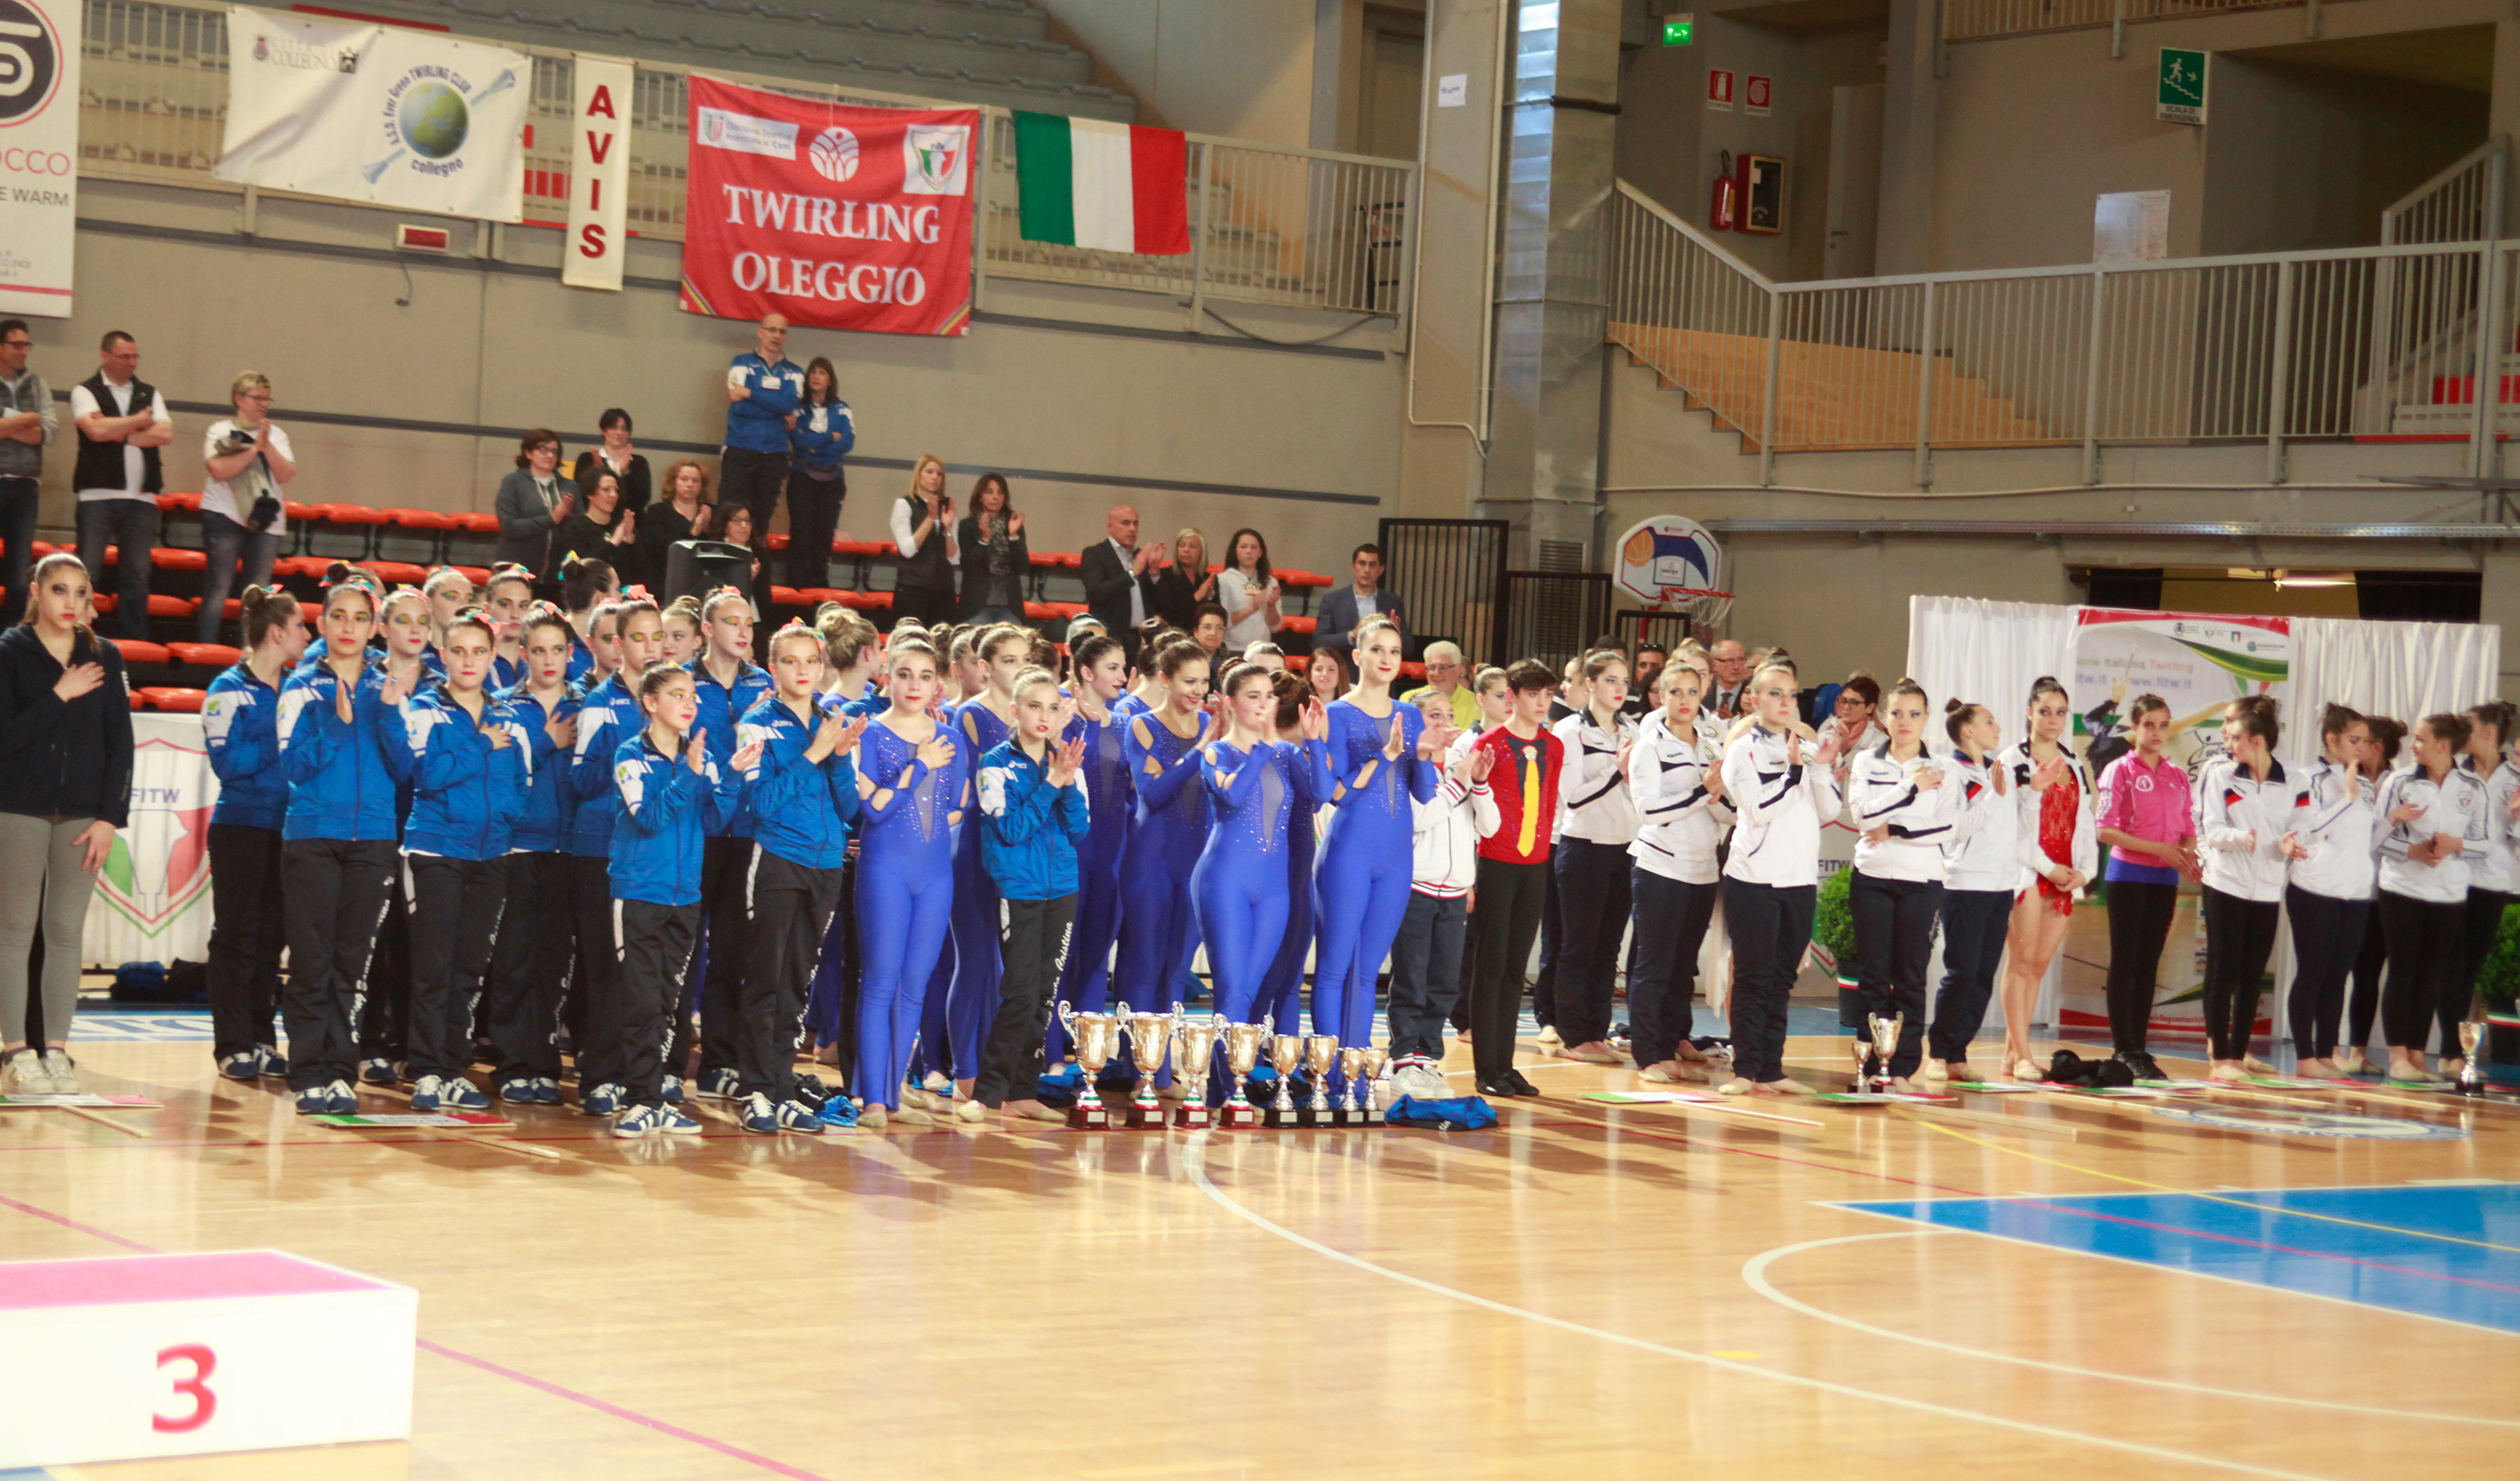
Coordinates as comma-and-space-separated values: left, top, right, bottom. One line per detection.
1330, 1105, 1378, 1127
1172, 1103, 1214, 1129
1125, 1100, 1168, 1130
1217, 1101, 1259, 1130
1067, 1100, 1110, 1131
1263, 1104, 1308, 1128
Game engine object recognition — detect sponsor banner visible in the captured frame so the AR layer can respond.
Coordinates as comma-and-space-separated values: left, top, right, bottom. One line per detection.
562, 53, 633, 291
0, 0, 81, 318
2070, 607, 2288, 779
213, 5, 527, 222
86, 717, 218, 966
680, 74, 975, 336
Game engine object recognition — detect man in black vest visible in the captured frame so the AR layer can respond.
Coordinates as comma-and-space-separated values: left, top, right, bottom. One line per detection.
71, 331, 176, 640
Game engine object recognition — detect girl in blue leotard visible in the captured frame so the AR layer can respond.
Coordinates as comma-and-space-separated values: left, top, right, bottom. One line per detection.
1116, 640, 1216, 1015
1259, 671, 1334, 1032
1050, 633, 1137, 1066
1197, 666, 1331, 1041
944, 622, 1030, 1105
851, 636, 967, 1130
1313, 617, 1450, 1051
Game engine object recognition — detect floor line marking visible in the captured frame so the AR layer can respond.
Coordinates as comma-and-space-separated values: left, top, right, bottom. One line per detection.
1740, 1232, 2520, 1427
1181, 1133, 2343, 1481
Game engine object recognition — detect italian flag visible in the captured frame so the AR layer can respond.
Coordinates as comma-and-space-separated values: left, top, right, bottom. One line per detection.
1011, 111, 1191, 255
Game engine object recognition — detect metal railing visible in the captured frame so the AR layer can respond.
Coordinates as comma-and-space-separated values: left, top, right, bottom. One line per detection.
1943, 0, 2307, 43
76, 0, 1414, 323
1607, 179, 2514, 484
1378, 517, 1510, 669
2384, 137, 2507, 248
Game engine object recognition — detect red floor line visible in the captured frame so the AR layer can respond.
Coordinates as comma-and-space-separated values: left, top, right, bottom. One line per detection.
0, 1191, 159, 1253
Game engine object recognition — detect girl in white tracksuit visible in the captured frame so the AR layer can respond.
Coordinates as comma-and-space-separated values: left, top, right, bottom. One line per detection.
2280, 704, 2380, 1079
2452, 701, 2519, 1081
2193, 696, 2293, 1080
2374, 711, 2491, 1083
1719, 662, 1842, 1095
1625, 662, 1730, 1083
1548, 650, 1639, 1065
1926, 699, 2019, 1081
1845, 679, 1984, 1089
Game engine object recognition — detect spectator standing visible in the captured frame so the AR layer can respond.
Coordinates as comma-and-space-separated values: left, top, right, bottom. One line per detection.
494, 429, 573, 575
722, 312, 802, 551
704, 502, 765, 617
888, 454, 959, 628
0, 320, 55, 628
1313, 543, 1407, 669
1402, 641, 1479, 732
638, 459, 713, 587
1079, 504, 1157, 661
1191, 601, 1231, 688
1305, 646, 1347, 705
1621, 643, 1667, 719
1147, 527, 1212, 633
71, 331, 175, 640
1214, 528, 1283, 649
957, 472, 1028, 625
197, 371, 297, 644
573, 408, 650, 515
549, 470, 640, 586
785, 357, 853, 591
1707, 639, 1751, 719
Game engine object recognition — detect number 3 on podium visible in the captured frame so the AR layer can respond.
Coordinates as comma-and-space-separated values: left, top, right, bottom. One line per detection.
155, 1343, 218, 1433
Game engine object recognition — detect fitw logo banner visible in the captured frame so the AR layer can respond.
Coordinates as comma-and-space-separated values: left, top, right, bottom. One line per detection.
86, 720, 220, 964
680, 75, 975, 336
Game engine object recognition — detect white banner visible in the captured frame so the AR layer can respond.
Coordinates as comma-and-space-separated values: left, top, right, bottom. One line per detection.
213, 6, 526, 223
85, 715, 218, 968
0, 0, 81, 318
560, 53, 632, 291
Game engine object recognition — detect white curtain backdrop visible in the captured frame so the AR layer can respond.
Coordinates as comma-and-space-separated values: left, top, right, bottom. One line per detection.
1904, 596, 2077, 759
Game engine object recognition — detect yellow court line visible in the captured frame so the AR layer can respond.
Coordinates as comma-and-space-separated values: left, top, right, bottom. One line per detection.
1888, 1111, 2520, 1257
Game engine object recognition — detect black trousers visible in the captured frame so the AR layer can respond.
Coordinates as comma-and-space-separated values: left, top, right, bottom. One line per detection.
720, 446, 787, 553
2283, 885, 2368, 1061
2103, 878, 2180, 1053
740, 849, 844, 1101
1851, 871, 1942, 1078
2456, 889, 2511, 1059
1388, 889, 1469, 1063
405, 854, 509, 1081
1626, 869, 1717, 1067
1551, 838, 1633, 1047
2198, 885, 2280, 1062
1929, 887, 2013, 1063
570, 856, 621, 1092
2378, 890, 2466, 1053
1724, 878, 1814, 1084
2347, 902, 2388, 1056
614, 899, 700, 1111
357, 872, 411, 1063
486, 851, 574, 1086
1468, 856, 1550, 1078
975, 893, 1078, 1107
280, 838, 397, 1091
674, 836, 751, 1081
205, 823, 286, 1061
784, 470, 845, 591
890, 584, 955, 628
1532, 857, 1562, 1029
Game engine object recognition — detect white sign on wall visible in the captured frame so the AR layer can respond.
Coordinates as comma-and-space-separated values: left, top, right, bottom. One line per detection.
2094, 189, 2171, 264
561, 53, 633, 291
1436, 72, 1467, 108
0, 0, 82, 318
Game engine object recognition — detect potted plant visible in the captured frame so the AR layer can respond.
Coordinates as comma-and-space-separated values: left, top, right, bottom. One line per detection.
1811, 864, 1863, 1027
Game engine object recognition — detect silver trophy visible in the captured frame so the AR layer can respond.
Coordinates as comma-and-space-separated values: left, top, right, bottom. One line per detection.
1266, 1034, 1307, 1127
1219, 1022, 1268, 1129
1118, 1002, 1177, 1130
1055, 1000, 1120, 1130
1304, 1035, 1341, 1127
1172, 1015, 1221, 1129
2456, 1021, 2486, 1095
1866, 1011, 1904, 1095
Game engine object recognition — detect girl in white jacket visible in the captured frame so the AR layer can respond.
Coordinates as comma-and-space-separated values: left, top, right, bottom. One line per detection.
1927, 699, 2016, 1082
1719, 662, 1843, 1095
2193, 696, 2292, 1081
2375, 712, 2491, 1083
2279, 704, 2379, 1079
1845, 679, 1980, 1089
1626, 663, 1730, 1082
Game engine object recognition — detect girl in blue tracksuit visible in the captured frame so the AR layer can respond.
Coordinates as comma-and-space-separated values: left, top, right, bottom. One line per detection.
1116, 641, 1215, 1014
734, 622, 864, 1134
1049, 633, 1137, 1068
1313, 616, 1439, 1048
851, 635, 967, 1130
202, 584, 308, 1081
961, 665, 1093, 1122
357, 585, 440, 1079
607, 663, 754, 1137
1197, 665, 1332, 1065
397, 612, 529, 1113
481, 565, 535, 692
566, 596, 663, 1115
803, 609, 886, 1071
945, 622, 1031, 1102
559, 555, 620, 688
277, 575, 408, 1115
681, 588, 772, 1104
484, 606, 581, 1105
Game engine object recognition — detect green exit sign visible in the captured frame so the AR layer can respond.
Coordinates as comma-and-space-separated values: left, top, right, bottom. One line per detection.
1663, 16, 1694, 45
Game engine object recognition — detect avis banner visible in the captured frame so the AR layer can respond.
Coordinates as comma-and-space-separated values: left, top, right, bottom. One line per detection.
560, 53, 633, 291
679, 75, 975, 336
83, 716, 218, 967
213, 6, 527, 222
0, 0, 81, 318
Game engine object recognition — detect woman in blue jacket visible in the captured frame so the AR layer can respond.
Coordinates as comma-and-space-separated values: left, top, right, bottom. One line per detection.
785, 356, 853, 591
278, 574, 409, 1115
202, 584, 307, 1082
482, 607, 580, 1105
565, 596, 661, 1115
851, 636, 965, 1130
607, 662, 754, 1138
397, 612, 529, 1113
734, 622, 864, 1134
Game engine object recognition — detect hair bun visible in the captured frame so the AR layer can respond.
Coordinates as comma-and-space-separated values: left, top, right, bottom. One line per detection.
1944, 696, 1965, 714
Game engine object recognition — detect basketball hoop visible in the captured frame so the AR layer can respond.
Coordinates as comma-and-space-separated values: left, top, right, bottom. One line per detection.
1645, 586, 1733, 641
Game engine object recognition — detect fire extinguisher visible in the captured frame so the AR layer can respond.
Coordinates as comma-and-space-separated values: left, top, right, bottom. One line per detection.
1710, 150, 1739, 232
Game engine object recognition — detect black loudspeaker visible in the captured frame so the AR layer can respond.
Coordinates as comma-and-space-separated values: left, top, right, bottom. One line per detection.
664, 539, 751, 606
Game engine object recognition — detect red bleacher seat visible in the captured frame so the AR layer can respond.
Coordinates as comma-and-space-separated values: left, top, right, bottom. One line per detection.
791, 588, 849, 608
95, 596, 195, 618
274, 555, 332, 579
31, 540, 55, 557
152, 548, 207, 572
1399, 661, 1427, 680
1275, 568, 1333, 589
833, 538, 895, 558
357, 560, 428, 586
1023, 601, 1087, 622
833, 591, 892, 611
449, 512, 501, 534
111, 639, 171, 664
138, 687, 206, 713
167, 643, 242, 669
319, 505, 391, 526
1280, 616, 1318, 635
765, 533, 790, 551
1030, 551, 1081, 569
386, 508, 458, 531
285, 502, 323, 524
769, 586, 805, 608
156, 491, 202, 513
453, 565, 490, 585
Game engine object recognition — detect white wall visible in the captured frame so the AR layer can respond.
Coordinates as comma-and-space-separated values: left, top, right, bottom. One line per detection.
1040, 1, 1320, 144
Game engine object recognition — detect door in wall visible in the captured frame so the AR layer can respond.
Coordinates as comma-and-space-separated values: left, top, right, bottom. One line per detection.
1362, 15, 1423, 160
1825, 82, 1884, 281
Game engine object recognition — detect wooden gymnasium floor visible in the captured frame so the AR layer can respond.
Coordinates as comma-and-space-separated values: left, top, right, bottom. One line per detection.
7, 1015, 2517, 1481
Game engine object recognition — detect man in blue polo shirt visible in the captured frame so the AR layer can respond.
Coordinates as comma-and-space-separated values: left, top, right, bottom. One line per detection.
722, 312, 802, 559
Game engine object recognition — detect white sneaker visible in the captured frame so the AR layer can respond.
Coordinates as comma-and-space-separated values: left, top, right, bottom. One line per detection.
38, 1051, 76, 1095
3, 1048, 48, 1094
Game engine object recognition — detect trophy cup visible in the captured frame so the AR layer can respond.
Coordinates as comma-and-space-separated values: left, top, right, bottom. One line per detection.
1172, 1015, 1221, 1128
1849, 1028, 1873, 1095
1332, 1048, 1369, 1127
1356, 1048, 1389, 1126
1303, 1035, 1341, 1128
2456, 1021, 2486, 1095
1118, 1003, 1177, 1130
1220, 1022, 1268, 1129
1266, 1034, 1307, 1128
1055, 1000, 1120, 1130
1866, 1011, 1904, 1095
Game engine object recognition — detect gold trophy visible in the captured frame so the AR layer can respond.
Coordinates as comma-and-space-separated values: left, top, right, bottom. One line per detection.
1220, 1022, 1268, 1129
1173, 1015, 1221, 1129
1118, 1002, 1177, 1130
1865, 1011, 1904, 1095
1303, 1034, 1341, 1127
2455, 1021, 2486, 1095
1334, 1048, 1369, 1127
1354, 1047, 1389, 1126
1055, 1000, 1120, 1130
1265, 1034, 1307, 1128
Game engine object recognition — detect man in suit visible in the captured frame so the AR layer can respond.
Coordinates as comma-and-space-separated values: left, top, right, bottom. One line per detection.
1707, 638, 1751, 718
1079, 503, 1156, 662
1314, 543, 1407, 670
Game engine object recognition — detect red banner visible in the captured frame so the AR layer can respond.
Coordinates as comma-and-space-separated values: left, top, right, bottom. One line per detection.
679, 76, 975, 336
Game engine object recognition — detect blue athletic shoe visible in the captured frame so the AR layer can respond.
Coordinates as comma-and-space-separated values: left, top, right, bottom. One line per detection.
219, 1053, 259, 1083
255, 1047, 289, 1079
739, 1092, 780, 1134
360, 1058, 399, 1087
325, 1080, 358, 1114
655, 1106, 703, 1136
295, 1086, 331, 1116
580, 1083, 622, 1117
612, 1105, 659, 1139
775, 1099, 826, 1134
529, 1077, 561, 1105
441, 1079, 491, 1111
696, 1069, 739, 1101
409, 1075, 445, 1112
660, 1076, 685, 1105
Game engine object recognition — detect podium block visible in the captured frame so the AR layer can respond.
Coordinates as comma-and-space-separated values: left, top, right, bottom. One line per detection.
0, 1251, 416, 1469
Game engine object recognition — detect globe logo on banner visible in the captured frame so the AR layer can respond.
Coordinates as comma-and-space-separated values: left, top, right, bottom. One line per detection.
0, 0, 66, 125
807, 126, 859, 182
365, 64, 514, 183
1613, 515, 1724, 606
396, 79, 468, 158
902, 123, 969, 195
